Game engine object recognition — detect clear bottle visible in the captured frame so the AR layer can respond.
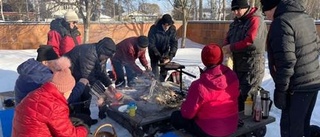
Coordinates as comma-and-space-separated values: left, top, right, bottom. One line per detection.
253, 91, 262, 122
244, 95, 253, 116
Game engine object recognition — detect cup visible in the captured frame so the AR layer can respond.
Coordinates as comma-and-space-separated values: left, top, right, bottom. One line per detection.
128, 102, 136, 117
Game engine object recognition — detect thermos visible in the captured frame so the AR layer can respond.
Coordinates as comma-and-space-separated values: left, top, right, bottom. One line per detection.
261, 89, 272, 119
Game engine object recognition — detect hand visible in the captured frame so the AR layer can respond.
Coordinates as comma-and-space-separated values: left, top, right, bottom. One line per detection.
79, 78, 89, 85
145, 65, 152, 72
274, 90, 288, 110
70, 117, 89, 131
96, 97, 105, 106
222, 44, 231, 54
107, 85, 116, 94
154, 52, 161, 60
161, 56, 170, 64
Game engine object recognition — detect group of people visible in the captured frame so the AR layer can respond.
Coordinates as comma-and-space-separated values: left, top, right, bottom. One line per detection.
10, 0, 320, 136
11, 11, 178, 136
169, 0, 320, 137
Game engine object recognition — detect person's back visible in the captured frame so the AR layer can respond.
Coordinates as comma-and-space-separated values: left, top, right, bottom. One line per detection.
13, 63, 88, 137
262, 0, 320, 136
267, 0, 320, 91
171, 43, 240, 137
14, 58, 53, 104
14, 45, 59, 104
182, 65, 239, 136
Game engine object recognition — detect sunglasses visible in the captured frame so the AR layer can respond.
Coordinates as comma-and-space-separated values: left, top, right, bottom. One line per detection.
72, 21, 78, 24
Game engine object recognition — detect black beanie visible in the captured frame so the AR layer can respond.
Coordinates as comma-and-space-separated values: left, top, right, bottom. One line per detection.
137, 36, 149, 48
161, 14, 174, 25
261, 0, 280, 12
231, 0, 250, 11
36, 45, 59, 62
96, 37, 116, 57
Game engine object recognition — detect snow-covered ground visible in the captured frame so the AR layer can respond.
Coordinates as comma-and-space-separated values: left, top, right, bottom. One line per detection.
0, 39, 319, 137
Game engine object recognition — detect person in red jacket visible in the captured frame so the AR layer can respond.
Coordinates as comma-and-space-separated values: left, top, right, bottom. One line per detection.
111, 36, 151, 87
47, 10, 81, 56
170, 43, 240, 137
12, 58, 88, 137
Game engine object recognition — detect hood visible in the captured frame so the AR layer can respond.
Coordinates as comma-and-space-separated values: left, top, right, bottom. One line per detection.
199, 65, 229, 91
274, 0, 305, 18
238, 7, 262, 21
96, 37, 116, 57
17, 58, 53, 83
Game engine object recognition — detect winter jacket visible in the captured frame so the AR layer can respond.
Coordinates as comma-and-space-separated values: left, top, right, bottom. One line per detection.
181, 65, 240, 136
12, 82, 88, 137
47, 18, 81, 56
224, 7, 267, 93
148, 21, 178, 60
111, 37, 149, 74
14, 58, 86, 105
267, 0, 320, 93
64, 43, 112, 87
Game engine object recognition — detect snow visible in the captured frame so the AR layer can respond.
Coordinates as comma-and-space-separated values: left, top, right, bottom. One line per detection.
0, 38, 319, 137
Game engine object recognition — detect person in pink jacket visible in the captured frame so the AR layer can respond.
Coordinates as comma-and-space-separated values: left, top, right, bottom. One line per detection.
170, 43, 240, 137
12, 57, 88, 137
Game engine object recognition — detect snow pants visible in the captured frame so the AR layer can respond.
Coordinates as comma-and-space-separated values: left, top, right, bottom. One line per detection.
170, 111, 211, 137
280, 91, 318, 137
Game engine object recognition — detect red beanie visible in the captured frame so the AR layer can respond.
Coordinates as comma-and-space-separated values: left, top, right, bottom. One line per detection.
201, 43, 223, 67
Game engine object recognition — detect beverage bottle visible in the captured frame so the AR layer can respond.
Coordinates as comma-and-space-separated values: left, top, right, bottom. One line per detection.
253, 91, 262, 122
244, 95, 253, 116
128, 102, 136, 117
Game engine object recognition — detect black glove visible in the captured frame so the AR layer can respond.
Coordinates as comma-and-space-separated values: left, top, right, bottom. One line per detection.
98, 105, 107, 119
70, 117, 90, 132
274, 90, 288, 110
154, 52, 161, 60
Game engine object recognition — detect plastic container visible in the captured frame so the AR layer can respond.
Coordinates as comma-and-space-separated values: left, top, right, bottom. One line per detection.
0, 108, 14, 137
244, 96, 253, 116
128, 102, 136, 117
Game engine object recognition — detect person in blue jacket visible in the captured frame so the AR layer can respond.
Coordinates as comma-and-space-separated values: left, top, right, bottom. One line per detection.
14, 45, 97, 126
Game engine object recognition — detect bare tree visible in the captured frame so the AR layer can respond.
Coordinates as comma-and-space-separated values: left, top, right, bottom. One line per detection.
303, 0, 320, 19
0, 0, 4, 21
169, 0, 196, 48
199, 0, 203, 20
222, 0, 226, 20
139, 3, 161, 15
209, 0, 217, 19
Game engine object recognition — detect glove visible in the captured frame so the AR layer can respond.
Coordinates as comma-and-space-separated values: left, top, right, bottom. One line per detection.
98, 105, 107, 119
70, 117, 90, 131
161, 56, 170, 64
274, 90, 288, 110
154, 52, 161, 60
145, 65, 152, 72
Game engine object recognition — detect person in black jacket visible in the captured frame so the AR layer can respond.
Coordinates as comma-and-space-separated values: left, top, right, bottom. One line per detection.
148, 14, 178, 82
64, 37, 123, 119
223, 0, 268, 111
261, 0, 320, 136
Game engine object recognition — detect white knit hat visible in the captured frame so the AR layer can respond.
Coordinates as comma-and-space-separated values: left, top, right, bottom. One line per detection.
64, 10, 79, 22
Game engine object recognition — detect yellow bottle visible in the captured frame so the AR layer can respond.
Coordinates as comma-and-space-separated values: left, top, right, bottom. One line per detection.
128, 103, 136, 117
244, 96, 253, 116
